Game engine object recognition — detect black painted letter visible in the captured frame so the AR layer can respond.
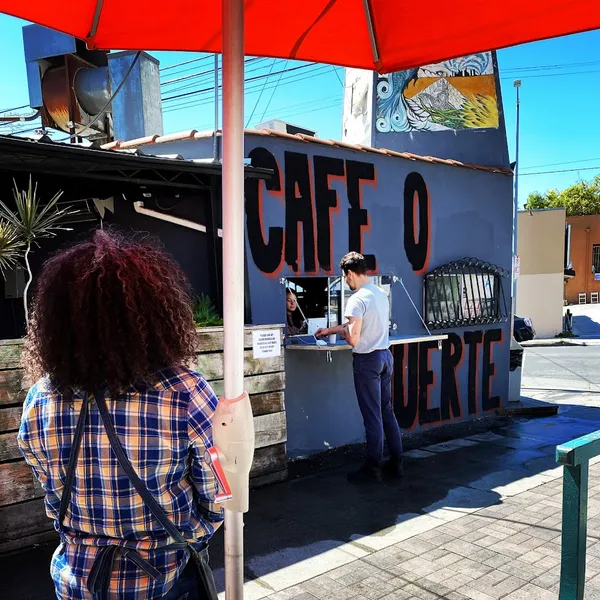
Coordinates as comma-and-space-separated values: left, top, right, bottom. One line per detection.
441, 333, 463, 421
403, 172, 430, 273
284, 152, 316, 273
245, 147, 284, 274
314, 156, 344, 272
418, 340, 440, 425
392, 344, 417, 430
482, 329, 503, 411
464, 331, 483, 415
346, 160, 376, 270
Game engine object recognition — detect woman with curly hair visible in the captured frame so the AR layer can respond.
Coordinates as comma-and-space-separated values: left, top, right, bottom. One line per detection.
17, 229, 223, 600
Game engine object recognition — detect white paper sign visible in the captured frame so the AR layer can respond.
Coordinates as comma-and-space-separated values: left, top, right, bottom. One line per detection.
252, 330, 281, 359
513, 254, 520, 280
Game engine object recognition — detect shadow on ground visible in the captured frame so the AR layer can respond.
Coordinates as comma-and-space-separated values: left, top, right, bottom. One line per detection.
3, 399, 600, 599
573, 314, 600, 338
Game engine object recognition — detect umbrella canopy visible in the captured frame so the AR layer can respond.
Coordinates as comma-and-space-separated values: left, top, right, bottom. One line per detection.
1, 0, 600, 73
3, 2, 600, 600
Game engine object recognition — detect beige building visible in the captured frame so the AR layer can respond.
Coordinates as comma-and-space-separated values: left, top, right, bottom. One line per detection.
517, 208, 566, 338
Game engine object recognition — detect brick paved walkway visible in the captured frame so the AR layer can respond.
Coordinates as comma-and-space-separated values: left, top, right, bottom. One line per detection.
262, 461, 600, 600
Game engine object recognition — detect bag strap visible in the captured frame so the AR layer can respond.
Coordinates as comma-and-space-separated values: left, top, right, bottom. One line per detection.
93, 391, 188, 546
59, 395, 89, 526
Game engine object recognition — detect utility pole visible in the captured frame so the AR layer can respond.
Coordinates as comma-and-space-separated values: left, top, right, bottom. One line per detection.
512, 79, 522, 322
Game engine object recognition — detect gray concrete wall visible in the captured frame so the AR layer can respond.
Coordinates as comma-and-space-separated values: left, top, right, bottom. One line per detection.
140, 133, 513, 458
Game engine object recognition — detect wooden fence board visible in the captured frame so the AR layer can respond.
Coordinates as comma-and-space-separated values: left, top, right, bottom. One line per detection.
0, 370, 26, 406
0, 461, 41, 506
0, 407, 21, 433
195, 351, 284, 382
210, 372, 285, 398
0, 345, 23, 369
0, 498, 52, 543
250, 443, 287, 478
254, 412, 287, 449
250, 392, 285, 417
0, 432, 20, 462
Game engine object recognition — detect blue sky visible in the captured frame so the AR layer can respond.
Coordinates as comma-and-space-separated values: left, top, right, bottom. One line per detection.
0, 14, 599, 206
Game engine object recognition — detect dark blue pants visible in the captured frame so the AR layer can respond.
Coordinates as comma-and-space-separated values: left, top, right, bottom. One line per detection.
353, 349, 404, 466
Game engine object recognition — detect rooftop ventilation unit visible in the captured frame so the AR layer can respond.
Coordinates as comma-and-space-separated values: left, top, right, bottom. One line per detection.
22, 25, 163, 144
254, 119, 316, 137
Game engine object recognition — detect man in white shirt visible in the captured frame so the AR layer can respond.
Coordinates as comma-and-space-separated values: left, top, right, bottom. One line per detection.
316, 252, 404, 483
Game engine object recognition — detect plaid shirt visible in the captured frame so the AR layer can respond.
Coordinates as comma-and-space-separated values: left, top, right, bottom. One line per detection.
17, 366, 224, 600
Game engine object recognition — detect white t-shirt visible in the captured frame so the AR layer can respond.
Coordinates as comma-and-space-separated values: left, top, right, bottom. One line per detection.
344, 282, 390, 354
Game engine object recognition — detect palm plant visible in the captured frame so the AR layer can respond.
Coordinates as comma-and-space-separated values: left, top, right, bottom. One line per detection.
0, 221, 25, 275
0, 177, 77, 325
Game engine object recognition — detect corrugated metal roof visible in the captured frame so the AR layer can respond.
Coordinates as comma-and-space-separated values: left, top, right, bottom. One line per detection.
102, 129, 513, 176
0, 134, 272, 189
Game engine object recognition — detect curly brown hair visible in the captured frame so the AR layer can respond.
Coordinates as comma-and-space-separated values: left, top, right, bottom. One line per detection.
23, 229, 198, 394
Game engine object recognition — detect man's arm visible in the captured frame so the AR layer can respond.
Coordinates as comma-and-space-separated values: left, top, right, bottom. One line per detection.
343, 316, 362, 347
316, 316, 363, 347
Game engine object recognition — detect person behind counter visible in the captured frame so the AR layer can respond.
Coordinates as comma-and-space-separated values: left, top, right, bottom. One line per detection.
316, 252, 404, 484
286, 289, 307, 336
18, 230, 223, 600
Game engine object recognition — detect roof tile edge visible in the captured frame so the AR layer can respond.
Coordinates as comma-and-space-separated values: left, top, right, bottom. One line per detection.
101, 128, 512, 176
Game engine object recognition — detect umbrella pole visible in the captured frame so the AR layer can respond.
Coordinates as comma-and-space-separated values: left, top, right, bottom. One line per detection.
222, 0, 246, 598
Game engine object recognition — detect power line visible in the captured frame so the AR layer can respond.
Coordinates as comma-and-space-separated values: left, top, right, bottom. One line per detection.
0, 104, 29, 115
500, 68, 600, 81
162, 65, 333, 114
520, 165, 600, 176
159, 55, 214, 72
162, 62, 319, 103
161, 57, 264, 87
161, 58, 272, 97
192, 98, 340, 132
332, 66, 344, 86
521, 157, 600, 171
246, 59, 277, 127
258, 60, 289, 123
501, 59, 600, 73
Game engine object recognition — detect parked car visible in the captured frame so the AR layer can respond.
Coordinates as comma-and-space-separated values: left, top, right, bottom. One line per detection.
514, 315, 536, 342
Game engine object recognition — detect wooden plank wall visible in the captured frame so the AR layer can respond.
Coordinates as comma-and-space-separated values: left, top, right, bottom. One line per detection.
0, 326, 286, 554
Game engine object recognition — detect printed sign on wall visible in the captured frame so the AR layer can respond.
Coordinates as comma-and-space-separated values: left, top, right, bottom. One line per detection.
252, 330, 281, 359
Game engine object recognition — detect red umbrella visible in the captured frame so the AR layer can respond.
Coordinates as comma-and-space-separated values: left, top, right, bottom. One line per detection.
1, 0, 599, 71
1, 2, 599, 599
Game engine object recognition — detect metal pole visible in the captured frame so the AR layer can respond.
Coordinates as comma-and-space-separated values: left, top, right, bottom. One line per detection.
512, 80, 521, 320
213, 53, 220, 161
222, 0, 245, 598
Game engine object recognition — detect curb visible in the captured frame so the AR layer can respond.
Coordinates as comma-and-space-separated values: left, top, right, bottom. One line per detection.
521, 339, 600, 348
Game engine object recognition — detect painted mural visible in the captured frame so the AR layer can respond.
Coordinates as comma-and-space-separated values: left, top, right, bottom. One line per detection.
375, 52, 499, 133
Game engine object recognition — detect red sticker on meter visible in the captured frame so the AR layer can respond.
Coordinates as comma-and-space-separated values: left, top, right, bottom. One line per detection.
205, 447, 233, 503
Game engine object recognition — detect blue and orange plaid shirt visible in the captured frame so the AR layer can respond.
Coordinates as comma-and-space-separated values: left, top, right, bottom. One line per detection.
17, 366, 224, 599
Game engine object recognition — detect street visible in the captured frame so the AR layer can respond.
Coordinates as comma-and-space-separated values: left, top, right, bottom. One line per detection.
523, 345, 600, 393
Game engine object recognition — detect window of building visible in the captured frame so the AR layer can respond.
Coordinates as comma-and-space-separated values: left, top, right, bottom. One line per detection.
424, 259, 510, 329
592, 245, 600, 274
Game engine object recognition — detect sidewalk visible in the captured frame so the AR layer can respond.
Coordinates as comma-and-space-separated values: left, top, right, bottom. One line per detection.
4, 392, 600, 600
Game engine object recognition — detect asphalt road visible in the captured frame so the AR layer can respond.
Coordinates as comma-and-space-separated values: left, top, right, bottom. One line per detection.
523, 345, 600, 392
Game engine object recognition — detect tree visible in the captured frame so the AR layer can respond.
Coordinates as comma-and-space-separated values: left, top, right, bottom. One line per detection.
0, 178, 75, 326
524, 192, 550, 210
525, 176, 600, 217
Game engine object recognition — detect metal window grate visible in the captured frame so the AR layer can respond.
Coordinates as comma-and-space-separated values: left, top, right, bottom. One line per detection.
592, 245, 600, 274
424, 258, 510, 329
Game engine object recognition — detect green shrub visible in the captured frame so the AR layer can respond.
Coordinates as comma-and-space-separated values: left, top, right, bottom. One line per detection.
193, 294, 223, 327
